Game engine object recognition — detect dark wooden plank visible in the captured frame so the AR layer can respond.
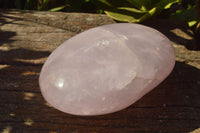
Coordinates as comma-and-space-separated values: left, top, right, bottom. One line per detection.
0, 9, 200, 133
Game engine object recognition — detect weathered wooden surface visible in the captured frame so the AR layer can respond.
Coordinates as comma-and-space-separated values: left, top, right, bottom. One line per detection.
0, 9, 200, 133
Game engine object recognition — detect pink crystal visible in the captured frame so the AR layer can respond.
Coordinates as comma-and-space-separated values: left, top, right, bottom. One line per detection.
39, 23, 175, 116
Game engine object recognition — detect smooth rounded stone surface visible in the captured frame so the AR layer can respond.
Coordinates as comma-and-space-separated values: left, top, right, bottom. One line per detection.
39, 23, 175, 116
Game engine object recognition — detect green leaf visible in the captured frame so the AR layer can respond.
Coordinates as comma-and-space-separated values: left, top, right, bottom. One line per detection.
38, 0, 51, 10
155, 0, 179, 9
104, 7, 159, 23
104, 9, 142, 23
188, 20, 197, 27
126, 0, 146, 10
137, 7, 160, 22
95, 0, 113, 7
164, 0, 180, 9
117, 7, 147, 13
49, 5, 67, 12
126, 0, 159, 11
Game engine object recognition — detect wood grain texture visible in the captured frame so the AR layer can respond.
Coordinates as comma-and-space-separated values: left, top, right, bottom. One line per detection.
0, 9, 200, 133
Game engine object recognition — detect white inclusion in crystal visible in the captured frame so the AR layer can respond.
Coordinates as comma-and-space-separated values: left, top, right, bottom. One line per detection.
84, 39, 110, 52
97, 40, 109, 47
115, 71, 137, 90
156, 47, 160, 51
120, 35, 128, 40
55, 78, 64, 89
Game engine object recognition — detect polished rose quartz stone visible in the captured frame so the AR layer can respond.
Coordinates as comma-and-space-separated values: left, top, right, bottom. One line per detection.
39, 23, 175, 116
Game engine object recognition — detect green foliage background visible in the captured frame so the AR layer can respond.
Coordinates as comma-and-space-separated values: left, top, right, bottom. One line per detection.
92, 0, 181, 23
0, 0, 199, 29
0, 0, 96, 12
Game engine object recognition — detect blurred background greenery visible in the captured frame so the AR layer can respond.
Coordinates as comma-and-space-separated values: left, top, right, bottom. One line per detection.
0, 0, 199, 32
